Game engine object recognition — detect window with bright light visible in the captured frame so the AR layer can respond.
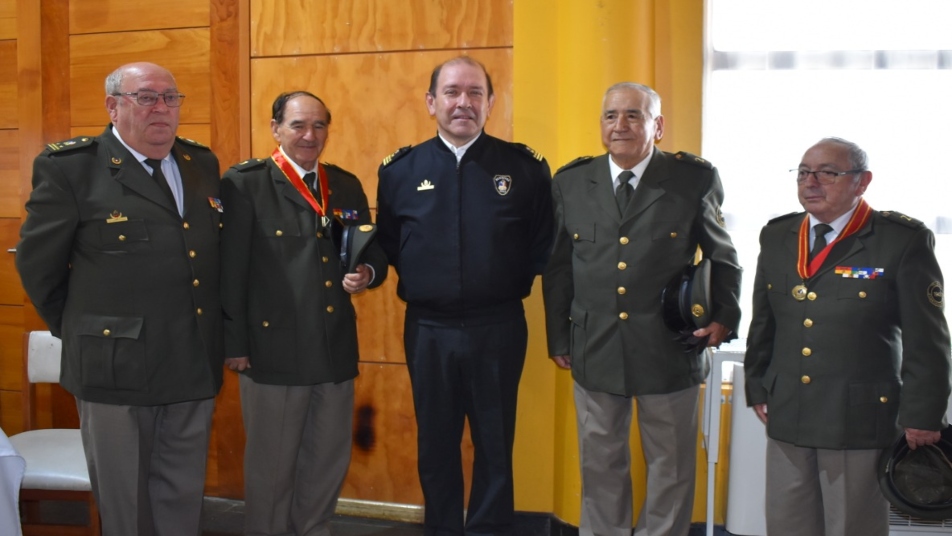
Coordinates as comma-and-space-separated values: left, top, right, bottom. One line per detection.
702, 0, 952, 337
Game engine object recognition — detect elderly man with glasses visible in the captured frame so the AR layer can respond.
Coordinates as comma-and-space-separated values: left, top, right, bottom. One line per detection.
16, 62, 223, 536
744, 137, 952, 536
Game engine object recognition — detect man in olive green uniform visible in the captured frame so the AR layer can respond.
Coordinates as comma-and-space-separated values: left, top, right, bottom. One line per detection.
542, 82, 742, 536
17, 62, 223, 536
745, 137, 951, 536
220, 91, 387, 536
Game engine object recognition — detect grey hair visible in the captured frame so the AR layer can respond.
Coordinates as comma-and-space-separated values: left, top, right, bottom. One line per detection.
817, 137, 869, 171
105, 66, 124, 95
603, 82, 662, 118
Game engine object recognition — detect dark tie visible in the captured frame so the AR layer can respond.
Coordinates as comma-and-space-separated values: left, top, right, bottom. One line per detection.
615, 170, 635, 213
303, 171, 318, 196
810, 223, 833, 259
145, 158, 176, 206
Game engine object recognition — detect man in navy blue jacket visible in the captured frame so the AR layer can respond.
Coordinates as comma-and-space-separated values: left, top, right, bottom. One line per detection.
376, 56, 554, 536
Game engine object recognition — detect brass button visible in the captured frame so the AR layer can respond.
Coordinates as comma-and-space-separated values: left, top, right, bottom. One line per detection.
802, 347, 812, 356
807, 291, 817, 301
196, 308, 203, 315
617, 287, 626, 295
325, 280, 333, 288
189, 250, 196, 258
317, 232, 323, 238
619, 312, 628, 320
858, 291, 867, 299
618, 262, 627, 270
262, 321, 269, 327
573, 233, 579, 240
619, 237, 629, 245
103, 329, 111, 336
192, 279, 200, 287
118, 235, 126, 241
322, 256, 329, 263
326, 306, 335, 313
803, 318, 813, 328
801, 375, 811, 384
219, 222, 224, 229
275, 230, 283, 237
183, 222, 190, 230
880, 396, 888, 403
767, 283, 772, 290
670, 232, 678, 238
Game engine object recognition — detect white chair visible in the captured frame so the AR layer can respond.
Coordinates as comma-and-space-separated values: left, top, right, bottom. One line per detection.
8, 331, 100, 536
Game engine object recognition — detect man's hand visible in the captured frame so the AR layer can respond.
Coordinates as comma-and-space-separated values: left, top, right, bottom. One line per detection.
551, 355, 571, 369
342, 264, 372, 294
225, 357, 250, 372
905, 427, 941, 450
694, 321, 731, 347
753, 403, 768, 424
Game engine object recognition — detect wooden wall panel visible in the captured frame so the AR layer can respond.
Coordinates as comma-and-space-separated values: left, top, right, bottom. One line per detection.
251, 0, 513, 57
0, 219, 21, 305
0, 304, 22, 391
0, 129, 18, 217
71, 124, 212, 148
249, 49, 513, 199
342, 361, 475, 504
69, 29, 211, 128
352, 277, 405, 364
0, 40, 16, 129
0, 0, 13, 40
70, 0, 209, 35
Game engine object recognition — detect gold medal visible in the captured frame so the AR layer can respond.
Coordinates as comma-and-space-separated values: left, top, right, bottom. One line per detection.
792, 284, 808, 301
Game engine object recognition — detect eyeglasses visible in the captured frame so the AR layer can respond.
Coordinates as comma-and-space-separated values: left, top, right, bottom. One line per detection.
792, 168, 865, 185
112, 91, 186, 107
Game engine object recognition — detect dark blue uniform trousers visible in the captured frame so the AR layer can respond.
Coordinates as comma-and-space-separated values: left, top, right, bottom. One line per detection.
404, 307, 528, 536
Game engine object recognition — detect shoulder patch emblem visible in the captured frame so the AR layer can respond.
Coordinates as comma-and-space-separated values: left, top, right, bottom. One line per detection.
232, 158, 267, 171
928, 281, 943, 308
381, 146, 412, 167
514, 143, 544, 162
880, 210, 924, 229
555, 156, 594, 175
177, 137, 209, 148
672, 151, 714, 170
46, 136, 94, 153
321, 161, 357, 180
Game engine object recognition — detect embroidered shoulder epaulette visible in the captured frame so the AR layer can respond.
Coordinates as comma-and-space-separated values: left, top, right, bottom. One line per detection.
671, 151, 713, 170
381, 146, 412, 167
177, 136, 209, 149
555, 156, 594, 175
321, 162, 357, 180
230, 158, 268, 171
514, 143, 545, 162
879, 210, 925, 229
767, 211, 803, 225
45, 136, 96, 154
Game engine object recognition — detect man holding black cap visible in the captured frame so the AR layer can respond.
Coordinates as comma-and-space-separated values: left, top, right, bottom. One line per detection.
220, 91, 388, 536
542, 82, 742, 536
744, 137, 952, 535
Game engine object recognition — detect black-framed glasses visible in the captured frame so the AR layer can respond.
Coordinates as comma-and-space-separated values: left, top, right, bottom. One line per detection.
112, 91, 186, 107
791, 168, 864, 185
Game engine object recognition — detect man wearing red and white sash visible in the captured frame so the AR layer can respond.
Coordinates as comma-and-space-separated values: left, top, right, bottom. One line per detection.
220, 91, 388, 536
744, 137, 951, 536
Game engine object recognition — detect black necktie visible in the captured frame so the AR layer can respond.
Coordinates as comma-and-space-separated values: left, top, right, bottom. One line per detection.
145, 158, 176, 206
615, 170, 635, 213
810, 223, 833, 259
303, 171, 318, 196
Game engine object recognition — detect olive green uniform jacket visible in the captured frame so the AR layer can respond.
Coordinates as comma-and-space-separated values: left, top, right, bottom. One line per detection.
220, 158, 387, 386
744, 209, 951, 449
543, 150, 742, 397
16, 126, 224, 406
